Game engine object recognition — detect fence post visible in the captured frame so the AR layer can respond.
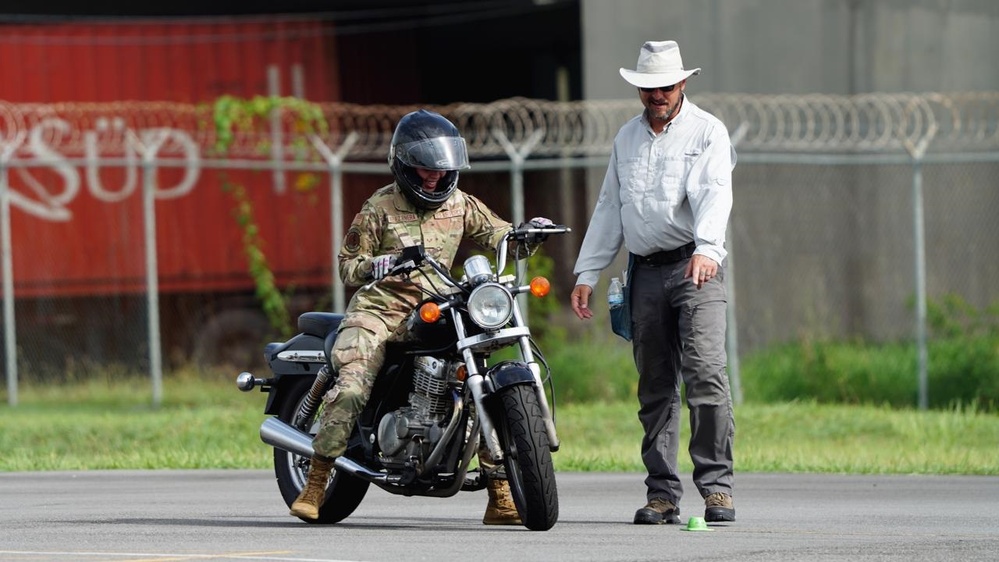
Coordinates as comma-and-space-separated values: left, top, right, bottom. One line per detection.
131, 130, 171, 407
904, 134, 933, 411
492, 129, 544, 314
310, 132, 358, 313
727, 122, 748, 405
267, 66, 287, 194
1, 147, 17, 406
911, 153, 929, 410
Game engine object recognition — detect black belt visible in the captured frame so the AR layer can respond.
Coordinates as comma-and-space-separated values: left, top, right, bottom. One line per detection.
634, 242, 696, 266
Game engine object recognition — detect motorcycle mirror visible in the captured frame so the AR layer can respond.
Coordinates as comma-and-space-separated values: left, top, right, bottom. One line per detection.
398, 245, 425, 264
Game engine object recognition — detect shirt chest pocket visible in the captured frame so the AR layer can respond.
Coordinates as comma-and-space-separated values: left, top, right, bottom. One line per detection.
659, 155, 692, 184
620, 154, 691, 205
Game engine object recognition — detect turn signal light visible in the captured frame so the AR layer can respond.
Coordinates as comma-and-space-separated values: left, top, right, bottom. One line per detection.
530, 276, 551, 297
419, 302, 441, 323
455, 364, 468, 381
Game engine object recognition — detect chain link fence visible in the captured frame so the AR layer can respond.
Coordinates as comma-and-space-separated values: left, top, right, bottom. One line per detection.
2, 93, 997, 406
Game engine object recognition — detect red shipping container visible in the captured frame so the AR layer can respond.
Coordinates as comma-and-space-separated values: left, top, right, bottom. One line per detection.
0, 17, 340, 103
0, 17, 360, 369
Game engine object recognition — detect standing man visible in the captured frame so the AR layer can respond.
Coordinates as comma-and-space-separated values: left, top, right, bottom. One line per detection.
570, 40, 737, 525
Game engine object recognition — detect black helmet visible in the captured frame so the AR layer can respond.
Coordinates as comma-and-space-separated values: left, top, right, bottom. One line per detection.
388, 109, 470, 211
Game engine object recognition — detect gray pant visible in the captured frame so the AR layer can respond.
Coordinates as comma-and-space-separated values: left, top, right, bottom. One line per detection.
630, 259, 735, 505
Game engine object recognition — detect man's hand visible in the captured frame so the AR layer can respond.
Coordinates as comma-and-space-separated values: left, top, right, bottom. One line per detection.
570, 284, 594, 320
685, 254, 718, 289
371, 254, 398, 280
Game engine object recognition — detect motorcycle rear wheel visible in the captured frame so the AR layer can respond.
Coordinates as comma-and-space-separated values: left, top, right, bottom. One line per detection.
274, 376, 370, 524
492, 383, 559, 531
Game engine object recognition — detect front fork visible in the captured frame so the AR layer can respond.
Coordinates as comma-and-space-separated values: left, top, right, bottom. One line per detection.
511, 304, 560, 453
454, 310, 560, 463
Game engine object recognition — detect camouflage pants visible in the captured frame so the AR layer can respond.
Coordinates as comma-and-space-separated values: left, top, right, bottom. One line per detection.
311, 322, 391, 458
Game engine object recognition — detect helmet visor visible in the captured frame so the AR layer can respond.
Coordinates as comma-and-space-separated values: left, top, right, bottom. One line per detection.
393, 137, 470, 171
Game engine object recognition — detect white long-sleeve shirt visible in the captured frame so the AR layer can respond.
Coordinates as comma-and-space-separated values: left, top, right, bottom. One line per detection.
573, 96, 736, 288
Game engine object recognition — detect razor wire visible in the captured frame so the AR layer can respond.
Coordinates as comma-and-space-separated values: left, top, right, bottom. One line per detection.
3, 92, 998, 408
2, 92, 998, 161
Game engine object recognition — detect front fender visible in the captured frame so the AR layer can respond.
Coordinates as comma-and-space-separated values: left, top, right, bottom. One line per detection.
483, 360, 560, 453
484, 361, 536, 394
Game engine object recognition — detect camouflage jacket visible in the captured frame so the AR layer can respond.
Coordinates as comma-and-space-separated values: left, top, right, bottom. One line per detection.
338, 183, 513, 333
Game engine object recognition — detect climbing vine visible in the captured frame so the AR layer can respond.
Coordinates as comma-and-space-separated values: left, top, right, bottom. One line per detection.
222, 180, 292, 337
211, 95, 329, 337
212, 94, 328, 154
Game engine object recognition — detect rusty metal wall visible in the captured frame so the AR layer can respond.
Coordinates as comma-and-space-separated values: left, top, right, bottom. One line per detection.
0, 17, 340, 103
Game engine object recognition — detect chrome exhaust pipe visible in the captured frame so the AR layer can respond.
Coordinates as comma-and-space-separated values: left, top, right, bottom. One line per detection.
333, 457, 396, 483
260, 418, 405, 487
260, 417, 314, 458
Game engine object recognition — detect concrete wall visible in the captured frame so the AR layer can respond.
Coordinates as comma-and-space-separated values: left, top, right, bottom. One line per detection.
582, 0, 999, 99
577, 0, 999, 352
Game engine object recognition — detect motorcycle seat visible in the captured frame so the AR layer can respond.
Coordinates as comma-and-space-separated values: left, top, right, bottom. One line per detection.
298, 312, 345, 338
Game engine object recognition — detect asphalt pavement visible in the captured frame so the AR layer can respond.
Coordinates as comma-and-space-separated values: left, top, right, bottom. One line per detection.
1, 470, 997, 561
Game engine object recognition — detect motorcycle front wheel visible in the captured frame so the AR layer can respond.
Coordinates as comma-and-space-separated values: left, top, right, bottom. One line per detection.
274, 376, 370, 524
492, 383, 559, 531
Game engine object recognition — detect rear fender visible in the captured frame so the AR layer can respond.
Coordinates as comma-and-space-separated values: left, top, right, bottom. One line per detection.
262, 332, 326, 415
263, 372, 317, 415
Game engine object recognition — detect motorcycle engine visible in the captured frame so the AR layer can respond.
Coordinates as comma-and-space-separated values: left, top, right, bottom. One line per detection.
377, 356, 460, 469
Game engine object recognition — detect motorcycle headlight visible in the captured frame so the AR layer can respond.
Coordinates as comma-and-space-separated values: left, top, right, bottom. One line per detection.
467, 283, 514, 330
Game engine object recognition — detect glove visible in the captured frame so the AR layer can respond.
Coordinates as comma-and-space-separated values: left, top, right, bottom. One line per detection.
371, 254, 398, 280
521, 217, 555, 244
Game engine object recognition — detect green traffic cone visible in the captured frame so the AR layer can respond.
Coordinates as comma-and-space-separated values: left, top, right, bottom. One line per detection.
680, 516, 713, 532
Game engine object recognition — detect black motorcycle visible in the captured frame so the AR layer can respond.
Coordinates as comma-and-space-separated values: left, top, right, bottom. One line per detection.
236, 224, 569, 530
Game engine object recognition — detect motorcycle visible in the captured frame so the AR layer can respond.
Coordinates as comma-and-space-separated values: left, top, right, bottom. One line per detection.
236, 223, 570, 530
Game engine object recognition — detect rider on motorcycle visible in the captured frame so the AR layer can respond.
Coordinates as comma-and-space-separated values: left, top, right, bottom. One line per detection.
290, 109, 553, 524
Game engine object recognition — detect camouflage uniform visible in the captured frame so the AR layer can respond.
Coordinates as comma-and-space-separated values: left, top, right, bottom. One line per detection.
312, 182, 514, 459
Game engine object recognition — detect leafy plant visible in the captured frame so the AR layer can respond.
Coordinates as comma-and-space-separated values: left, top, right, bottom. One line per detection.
222, 180, 292, 337
740, 295, 999, 411
926, 292, 998, 339
211, 94, 328, 155
210, 95, 330, 336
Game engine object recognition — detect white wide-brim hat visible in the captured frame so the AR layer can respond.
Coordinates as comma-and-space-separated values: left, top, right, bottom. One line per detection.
619, 40, 701, 88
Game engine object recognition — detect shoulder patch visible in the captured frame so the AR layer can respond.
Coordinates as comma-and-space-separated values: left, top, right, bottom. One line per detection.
344, 226, 362, 253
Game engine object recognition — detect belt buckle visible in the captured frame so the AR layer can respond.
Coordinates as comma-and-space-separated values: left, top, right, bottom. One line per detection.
639, 251, 666, 266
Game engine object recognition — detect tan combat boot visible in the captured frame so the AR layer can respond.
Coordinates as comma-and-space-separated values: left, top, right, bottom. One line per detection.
289, 455, 335, 520
483, 478, 522, 525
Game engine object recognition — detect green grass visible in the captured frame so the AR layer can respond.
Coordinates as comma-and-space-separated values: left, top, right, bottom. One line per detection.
2, 370, 996, 475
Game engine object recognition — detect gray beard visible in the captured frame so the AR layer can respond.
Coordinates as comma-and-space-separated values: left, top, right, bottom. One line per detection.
646, 94, 684, 126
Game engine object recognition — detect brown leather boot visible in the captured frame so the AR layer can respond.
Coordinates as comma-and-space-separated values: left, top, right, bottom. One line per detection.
289, 455, 335, 520
483, 479, 522, 525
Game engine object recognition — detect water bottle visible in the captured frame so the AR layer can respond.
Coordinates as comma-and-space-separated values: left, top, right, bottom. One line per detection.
608, 277, 624, 309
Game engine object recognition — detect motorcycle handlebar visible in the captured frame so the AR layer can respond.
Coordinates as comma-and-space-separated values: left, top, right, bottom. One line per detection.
359, 226, 571, 292
496, 224, 571, 275
509, 225, 572, 239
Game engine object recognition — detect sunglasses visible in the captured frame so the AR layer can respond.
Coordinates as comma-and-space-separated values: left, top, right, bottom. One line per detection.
639, 84, 677, 93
